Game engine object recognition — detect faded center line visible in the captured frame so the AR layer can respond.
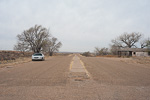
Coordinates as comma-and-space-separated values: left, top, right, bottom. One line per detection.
69, 55, 90, 80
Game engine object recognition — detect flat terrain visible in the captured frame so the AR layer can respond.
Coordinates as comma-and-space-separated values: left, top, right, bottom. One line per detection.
80, 56, 150, 86
0, 55, 150, 100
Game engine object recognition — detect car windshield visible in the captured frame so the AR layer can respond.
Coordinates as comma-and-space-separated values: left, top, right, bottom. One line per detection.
33, 53, 42, 56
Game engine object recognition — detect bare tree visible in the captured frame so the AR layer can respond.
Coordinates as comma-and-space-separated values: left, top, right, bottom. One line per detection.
140, 38, 150, 48
47, 37, 62, 56
110, 44, 120, 55
14, 25, 50, 53
111, 32, 142, 48
14, 42, 29, 54
82, 51, 91, 57
111, 39, 123, 48
94, 47, 108, 56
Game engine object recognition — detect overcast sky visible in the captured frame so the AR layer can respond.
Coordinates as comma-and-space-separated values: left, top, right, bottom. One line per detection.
0, 0, 150, 52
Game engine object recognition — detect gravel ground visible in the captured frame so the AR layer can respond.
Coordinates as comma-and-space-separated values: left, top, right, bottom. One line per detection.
80, 56, 150, 86
80, 56, 150, 99
0, 55, 150, 100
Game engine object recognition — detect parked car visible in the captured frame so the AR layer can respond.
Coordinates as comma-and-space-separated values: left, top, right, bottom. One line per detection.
32, 53, 45, 61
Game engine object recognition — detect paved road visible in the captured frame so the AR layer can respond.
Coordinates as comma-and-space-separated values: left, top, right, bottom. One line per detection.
0, 56, 73, 100
80, 56, 150, 86
80, 56, 150, 100
0, 55, 150, 100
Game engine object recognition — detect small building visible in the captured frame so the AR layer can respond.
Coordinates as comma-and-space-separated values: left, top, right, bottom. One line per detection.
118, 48, 150, 57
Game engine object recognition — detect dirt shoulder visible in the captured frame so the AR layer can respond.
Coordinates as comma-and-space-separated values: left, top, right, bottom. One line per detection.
0, 57, 31, 68
92, 56, 150, 66
0, 55, 150, 100
0, 56, 56, 68
0, 56, 73, 86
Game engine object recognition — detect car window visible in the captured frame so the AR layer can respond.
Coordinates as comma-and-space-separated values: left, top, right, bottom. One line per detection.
33, 54, 42, 56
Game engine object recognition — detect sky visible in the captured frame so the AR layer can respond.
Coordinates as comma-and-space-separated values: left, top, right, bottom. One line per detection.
0, 0, 150, 52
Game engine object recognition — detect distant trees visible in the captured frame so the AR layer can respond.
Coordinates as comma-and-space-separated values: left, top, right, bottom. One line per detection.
14, 42, 28, 53
140, 38, 150, 48
94, 47, 109, 56
14, 25, 62, 56
109, 32, 150, 55
82, 51, 91, 57
109, 44, 120, 55
14, 25, 50, 53
47, 37, 62, 56
85, 32, 150, 56
111, 32, 142, 48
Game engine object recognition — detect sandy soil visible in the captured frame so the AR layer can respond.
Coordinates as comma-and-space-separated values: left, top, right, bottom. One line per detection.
0, 55, 150, 100
0, 57, 32, 68
79, 56, 150, 99
0, 56, 52, 68
100, 56, 150, 65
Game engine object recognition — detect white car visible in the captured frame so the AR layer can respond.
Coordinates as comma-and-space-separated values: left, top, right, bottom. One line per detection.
32, 53, 45, 61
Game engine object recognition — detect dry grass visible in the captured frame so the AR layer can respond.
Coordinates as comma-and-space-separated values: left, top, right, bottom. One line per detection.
0, 56, 52, 68
118, 57, 150, 65
132, 57, 150, 64
0, 57, 32, 68
54, 53, 72, 56
96, 55, 150, 65
96, 55, 118, 57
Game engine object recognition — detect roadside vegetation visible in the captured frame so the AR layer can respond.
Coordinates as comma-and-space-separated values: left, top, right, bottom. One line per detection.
0, 51, 32, 68
110, 32, 150, 55
82, 32, 150, 57
0, 25, 63, 67
14, 25, 62, 56
81, 51, 91, 57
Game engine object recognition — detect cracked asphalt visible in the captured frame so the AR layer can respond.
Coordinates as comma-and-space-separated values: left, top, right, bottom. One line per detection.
0, 54, 150, 100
